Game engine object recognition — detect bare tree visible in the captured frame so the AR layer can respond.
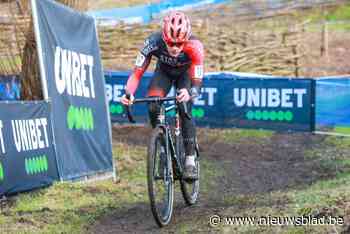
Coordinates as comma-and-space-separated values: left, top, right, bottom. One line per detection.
19, 0, 87, 100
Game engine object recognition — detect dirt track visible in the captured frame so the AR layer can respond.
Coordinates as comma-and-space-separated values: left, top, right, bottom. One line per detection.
89, 126, 337, 233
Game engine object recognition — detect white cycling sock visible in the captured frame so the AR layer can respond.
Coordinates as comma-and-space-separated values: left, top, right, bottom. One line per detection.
185, 155, 195, 167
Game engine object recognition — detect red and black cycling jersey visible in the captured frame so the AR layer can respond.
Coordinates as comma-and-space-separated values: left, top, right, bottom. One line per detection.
126, 32, 204, 95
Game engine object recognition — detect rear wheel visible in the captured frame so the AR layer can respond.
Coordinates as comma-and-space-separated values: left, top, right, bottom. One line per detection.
147, 127, 174, 227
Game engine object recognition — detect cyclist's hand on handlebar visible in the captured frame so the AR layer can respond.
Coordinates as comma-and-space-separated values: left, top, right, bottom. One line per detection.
121, 93, 135, 105
176, 88, 191, 103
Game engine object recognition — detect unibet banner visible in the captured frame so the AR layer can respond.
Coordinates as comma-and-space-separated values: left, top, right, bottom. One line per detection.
105, 71, 219, 125
0, 101, 59, 196
33, 0, 113, 180
105, 71, 314, 131
219, 76, 315, 131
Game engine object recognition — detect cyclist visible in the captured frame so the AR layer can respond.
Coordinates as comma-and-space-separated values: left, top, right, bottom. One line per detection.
121, 11, 204, 180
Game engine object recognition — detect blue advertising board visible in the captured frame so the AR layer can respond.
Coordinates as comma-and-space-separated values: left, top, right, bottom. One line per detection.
0, 101, 59, 196
32, 0, 114, 181
88, 0, 229, 25
315, 77, 350, 134
105, 71, 315, 132
0, 75, 20, 101
218, 76, 315, 131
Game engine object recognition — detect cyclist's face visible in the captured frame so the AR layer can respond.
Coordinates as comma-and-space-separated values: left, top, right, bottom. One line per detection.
165, 41, 184, 57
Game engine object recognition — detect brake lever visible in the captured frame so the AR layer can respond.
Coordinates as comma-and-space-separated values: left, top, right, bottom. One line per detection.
176, 89, 192, 120
124, 94, 136, 123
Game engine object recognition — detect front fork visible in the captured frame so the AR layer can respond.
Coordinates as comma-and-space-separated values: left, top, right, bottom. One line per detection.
161, 113, 183, 179
173, 114, 184, 178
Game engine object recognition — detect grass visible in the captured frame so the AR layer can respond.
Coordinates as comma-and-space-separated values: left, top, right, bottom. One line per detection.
252, 3, 350, 32
201, 128, 274, 144
325, 4, 350, 22
327, 21, 350, 32
88, 0, 159, 11
333, 126, 350, 136
1, 128, 350, 233
0, 131, 224, 234
0, 56, 21, 74
215, 134, 349, 234
296, 3, 350, 23
170, 129, 350, 233
217, 175, 348, 233
200, 158, 225, 194
0, 142, 149, 234
302, 3, 350, 31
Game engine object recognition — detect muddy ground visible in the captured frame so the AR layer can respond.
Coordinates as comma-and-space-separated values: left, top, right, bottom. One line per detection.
89, 126, 341, 234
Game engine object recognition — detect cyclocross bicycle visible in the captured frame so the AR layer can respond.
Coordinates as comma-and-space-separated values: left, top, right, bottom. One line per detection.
125, 95, 200, 227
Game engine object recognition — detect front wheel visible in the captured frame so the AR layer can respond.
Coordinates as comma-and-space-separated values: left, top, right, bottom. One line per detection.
147, 127, 174, 227
180, 147, 200, 206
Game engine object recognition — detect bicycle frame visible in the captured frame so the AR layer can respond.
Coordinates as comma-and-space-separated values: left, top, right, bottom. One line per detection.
159, 104, 184, 179
124, 96, 200, 226
125, 96, 188, 179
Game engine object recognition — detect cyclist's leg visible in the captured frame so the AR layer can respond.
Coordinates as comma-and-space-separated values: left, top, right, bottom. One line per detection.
147, 67, 172, 128
176, 73, 196, 156
176, 73, 198, 179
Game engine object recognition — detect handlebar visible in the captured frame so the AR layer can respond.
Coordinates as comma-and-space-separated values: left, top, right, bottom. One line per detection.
131, 96, 177, 104
123, 95, 192, 123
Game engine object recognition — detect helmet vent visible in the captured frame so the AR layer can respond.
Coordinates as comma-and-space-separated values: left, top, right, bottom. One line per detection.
170, 28, 174, 38
176, 28, 181, 38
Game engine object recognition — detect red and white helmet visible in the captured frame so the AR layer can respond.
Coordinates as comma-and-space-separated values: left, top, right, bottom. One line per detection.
162, 11, 191, 46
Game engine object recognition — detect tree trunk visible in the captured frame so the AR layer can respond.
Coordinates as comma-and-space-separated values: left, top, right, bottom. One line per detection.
20, 0, 87, 100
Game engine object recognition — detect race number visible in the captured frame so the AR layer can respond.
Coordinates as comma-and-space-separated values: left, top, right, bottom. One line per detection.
194, 65, 204, 79
135, 53, 146, 67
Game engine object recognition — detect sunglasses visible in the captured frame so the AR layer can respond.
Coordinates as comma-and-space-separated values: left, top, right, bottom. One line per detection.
166, 41, 184, 48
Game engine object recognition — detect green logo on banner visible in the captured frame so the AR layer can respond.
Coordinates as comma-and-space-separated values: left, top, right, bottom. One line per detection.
270, 111, 277, 121
25, 155, 48, 175
246, 111, 254, 120
0, 162, 3, 181
164, 108, 205, 118
284, 111, 293, 121
67, 105, 94, 131
255, 110, 262, 120
192, 108, 205, 119
246, 110, 294, 122
110, 104, 124, 114
262, 111, 269, 120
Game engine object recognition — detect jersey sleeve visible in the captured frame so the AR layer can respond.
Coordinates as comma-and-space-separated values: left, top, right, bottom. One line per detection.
125, 35, 158, 95
184, 39, 204, 88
